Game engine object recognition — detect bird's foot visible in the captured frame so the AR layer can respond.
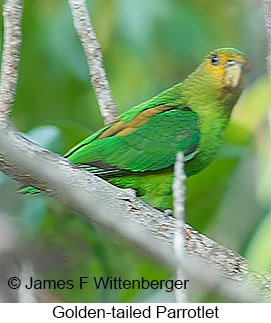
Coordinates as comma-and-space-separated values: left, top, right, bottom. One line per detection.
163, 209, 173, 216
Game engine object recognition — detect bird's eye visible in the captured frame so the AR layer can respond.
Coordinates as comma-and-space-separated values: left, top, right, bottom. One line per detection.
210, 54, 220, 66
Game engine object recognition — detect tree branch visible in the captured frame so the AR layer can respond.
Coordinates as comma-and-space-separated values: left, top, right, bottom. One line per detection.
262, 0, 271, 75
173, 152, 188, 302
0, 0, 23, 122
67, 0, 118, 124
261, 0, 271, 167
0, 124, 270, 301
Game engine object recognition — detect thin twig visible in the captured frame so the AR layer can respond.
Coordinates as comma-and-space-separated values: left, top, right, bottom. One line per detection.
18, 262, 37, 303
67, 0, 118, 124
0, 0, 23, 122
261, 1, 271, 155
173, 152, 188, 302
262, 0, 271, 76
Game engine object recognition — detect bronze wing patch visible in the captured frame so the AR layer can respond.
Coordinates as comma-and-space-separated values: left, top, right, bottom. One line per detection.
97, 104, 177, 139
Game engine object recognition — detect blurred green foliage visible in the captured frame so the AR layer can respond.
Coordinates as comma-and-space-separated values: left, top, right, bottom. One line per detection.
0, 0, 270, 302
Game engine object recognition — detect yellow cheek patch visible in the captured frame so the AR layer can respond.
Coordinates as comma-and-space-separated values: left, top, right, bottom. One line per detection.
225, 62, 243, 88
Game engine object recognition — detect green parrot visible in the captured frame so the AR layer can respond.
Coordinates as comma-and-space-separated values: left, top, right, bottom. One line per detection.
22, 48, 249, 210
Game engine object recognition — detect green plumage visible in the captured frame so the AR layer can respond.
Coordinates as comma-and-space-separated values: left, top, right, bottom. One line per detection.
21, 48, 249, 210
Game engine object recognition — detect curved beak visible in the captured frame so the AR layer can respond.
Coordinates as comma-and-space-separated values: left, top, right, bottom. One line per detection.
225, 61, 244, 88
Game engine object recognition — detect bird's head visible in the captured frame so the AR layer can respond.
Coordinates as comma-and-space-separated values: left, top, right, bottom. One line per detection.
183, 47, 250, 110
203, 48, 250, 92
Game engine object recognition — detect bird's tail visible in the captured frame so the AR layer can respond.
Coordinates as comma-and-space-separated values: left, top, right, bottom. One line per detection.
17, 186, 40, 195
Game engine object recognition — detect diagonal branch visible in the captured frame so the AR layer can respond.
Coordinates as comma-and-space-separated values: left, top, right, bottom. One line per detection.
0, 124, 270, 302
67, 0, 118, 124
0, 0, 23, 122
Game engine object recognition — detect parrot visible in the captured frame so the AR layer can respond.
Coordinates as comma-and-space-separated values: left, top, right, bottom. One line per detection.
21, 48, 249, 210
